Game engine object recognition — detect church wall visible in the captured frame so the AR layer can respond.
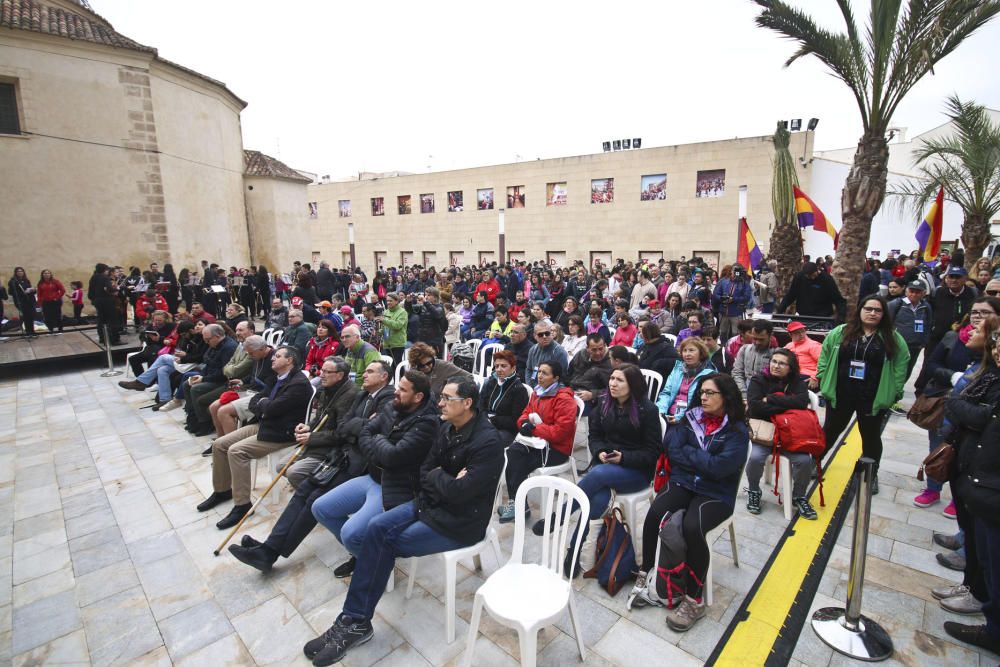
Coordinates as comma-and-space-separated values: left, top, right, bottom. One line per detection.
244, 177, 311, 273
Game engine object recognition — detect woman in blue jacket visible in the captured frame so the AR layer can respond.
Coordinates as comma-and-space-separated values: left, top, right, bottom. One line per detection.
655, 337, 717, 421
629, 372, 749, 633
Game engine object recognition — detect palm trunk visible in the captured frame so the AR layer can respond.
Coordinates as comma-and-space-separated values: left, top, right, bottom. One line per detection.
961, 212, 991, 270
769, 124, 803, 298
831, 131, 889, 311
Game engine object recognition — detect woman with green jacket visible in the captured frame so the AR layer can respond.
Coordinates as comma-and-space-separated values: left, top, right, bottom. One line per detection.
817, 294, 909, 493
381, 293, 409, 366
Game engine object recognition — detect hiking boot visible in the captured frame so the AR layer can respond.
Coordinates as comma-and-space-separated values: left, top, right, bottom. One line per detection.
943, 500, 957, 519
933, 532, 962, 550
498, 500, 516, 523
937, 550, 966, 571
913, 490, 941, 508
943, 622, 1000, 653
941, 591, 985, 615
746, 488, 762, 515
310, 614, 374, 666
793, 497, 818, 520
932, 583, 970, 600
664, 595, 706, 632
626, 570, 664, 610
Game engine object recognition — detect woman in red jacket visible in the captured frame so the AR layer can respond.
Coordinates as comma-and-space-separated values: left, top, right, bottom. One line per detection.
499, 361, 578, 523
305, 319, 343, 377
37, 269, 66, 333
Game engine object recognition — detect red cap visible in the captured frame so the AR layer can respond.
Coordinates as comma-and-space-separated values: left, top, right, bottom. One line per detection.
786, 321, 807, 333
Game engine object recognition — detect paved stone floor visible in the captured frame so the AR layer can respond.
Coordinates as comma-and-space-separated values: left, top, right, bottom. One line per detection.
1, 364, 996, 665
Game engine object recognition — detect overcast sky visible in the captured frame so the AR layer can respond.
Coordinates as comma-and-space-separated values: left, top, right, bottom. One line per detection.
93, 0, 1000, 179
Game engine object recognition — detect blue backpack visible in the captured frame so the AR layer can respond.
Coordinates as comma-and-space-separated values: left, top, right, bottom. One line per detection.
585, 507, 637, 596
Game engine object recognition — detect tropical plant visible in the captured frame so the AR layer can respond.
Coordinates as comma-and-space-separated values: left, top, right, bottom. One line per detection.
893, 96, 1000, 269
768, 122, 803, 296
753, 0, 1000, 309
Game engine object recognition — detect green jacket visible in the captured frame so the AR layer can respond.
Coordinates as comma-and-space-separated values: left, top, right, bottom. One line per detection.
346, 340, 381, 387
816, 324, 909, 415
382, 305, 408, 349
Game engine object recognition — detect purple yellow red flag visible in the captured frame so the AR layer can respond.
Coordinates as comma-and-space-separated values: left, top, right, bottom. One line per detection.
737, 218, 763, 270
915, 185, 945, 262
793, 186, 839, 249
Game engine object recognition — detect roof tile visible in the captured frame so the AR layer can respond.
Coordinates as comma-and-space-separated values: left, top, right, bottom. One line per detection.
244, 150, 311, 183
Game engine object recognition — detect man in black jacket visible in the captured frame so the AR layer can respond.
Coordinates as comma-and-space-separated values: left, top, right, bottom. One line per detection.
414, 286, 448, 356
183, 324, 239, 436
196, 346, 312, 529
304, 376, 503, 666
567, 334, 612, 403
316, 261, 336, 301
777, 262, 847, 322
226, 360, 394, 573
311, 369, 438, 578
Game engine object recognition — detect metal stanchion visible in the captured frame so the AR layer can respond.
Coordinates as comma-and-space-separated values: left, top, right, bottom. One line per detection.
98, 325, 123, 377
812, 457, 893, 661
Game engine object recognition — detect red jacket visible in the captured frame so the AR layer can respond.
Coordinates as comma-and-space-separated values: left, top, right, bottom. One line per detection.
305, 336, 341, 373
135, 294, 168, 321
36, 279, 66, 304
475, 279, 501, 304
517, 385, 578, 456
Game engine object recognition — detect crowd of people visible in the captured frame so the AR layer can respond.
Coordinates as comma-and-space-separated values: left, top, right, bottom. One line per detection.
30, 243, 997, 660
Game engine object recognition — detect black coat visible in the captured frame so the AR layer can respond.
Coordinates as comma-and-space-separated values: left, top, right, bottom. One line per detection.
337, 387, 395, 476
316, 268, 336, 300
567, 353, 612, 394
638, 337, 680, 378
930, 286, 977, 347
359, 398, 439, 510
417, 412, 504, 545
946, 367, 1000, 524
302, 379, 360, 458
588, 396, 661, 478
248, 370, 313, 442
746, 371, 809, 419
778, 272, 846, 320
201, 336, 238, 384
478, 375, 530, 439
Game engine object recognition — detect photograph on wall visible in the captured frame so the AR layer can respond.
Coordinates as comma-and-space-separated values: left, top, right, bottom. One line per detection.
477, 188, 494, 210
640, 174, 667, 201
397, 195, 412, 215
420, 193, 435, 213
695, 169, 726, 198
371, 197, 384, 216
308, 202, 318, 218
506, 185, 525, 208
546, 182, 567, 206
447, 190, 464, 212
591, 178, 614, 204
338, 200, 351, 217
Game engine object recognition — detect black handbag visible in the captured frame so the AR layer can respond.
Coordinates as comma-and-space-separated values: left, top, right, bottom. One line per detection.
309, 450, 349, 486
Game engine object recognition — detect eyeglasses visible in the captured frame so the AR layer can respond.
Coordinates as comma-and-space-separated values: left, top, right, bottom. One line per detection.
699, 389, 721, 397
438, 395, 465, 403
971, 309, 995, 317
417, 359, 435, 368
861, 307, 883, 314
536, 331, 552, 337
987, 290, 1000, 296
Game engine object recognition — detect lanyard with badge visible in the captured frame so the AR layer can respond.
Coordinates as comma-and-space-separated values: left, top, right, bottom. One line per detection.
849, 335, 875, 381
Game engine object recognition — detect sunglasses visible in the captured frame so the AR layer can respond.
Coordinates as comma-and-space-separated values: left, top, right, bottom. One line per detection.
536, 331, 552, 337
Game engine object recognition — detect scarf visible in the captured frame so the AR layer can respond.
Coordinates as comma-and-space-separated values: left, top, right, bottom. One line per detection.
534, 381, 562, 398
959, 323, 974, 344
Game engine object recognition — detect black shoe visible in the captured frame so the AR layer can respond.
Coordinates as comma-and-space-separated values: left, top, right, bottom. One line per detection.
333, 556, 356, 578
228, 544, 276, 573
943, 621, 1000, 653
201, 444, 214, 457
150, 398, 167, 411
241, 535, 263, 548
216, 503, 253, 530
196, 490, 232, 512
194, 424, 215, 437
933, 532, 963, 551
871, 475, 879, 495
532, 512, 564, 537
118, 380, 148, 391
310, 615, 374, 666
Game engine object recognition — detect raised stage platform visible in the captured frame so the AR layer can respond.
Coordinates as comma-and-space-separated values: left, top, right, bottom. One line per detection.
0, 329, 141, 373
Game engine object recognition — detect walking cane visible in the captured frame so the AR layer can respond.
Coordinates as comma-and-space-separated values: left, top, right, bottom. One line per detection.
213, 414, 328, 556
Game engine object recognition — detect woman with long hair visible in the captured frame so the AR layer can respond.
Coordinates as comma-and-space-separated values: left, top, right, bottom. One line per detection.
161, 263, 179, 314
37, 269, 66, 333
817, 294, 909, 493
7, 267, 37, 337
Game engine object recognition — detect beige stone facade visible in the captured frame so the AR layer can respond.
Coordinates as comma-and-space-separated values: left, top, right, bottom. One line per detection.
309, 133, 814, 273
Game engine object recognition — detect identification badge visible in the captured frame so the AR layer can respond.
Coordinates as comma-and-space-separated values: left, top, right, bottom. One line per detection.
914, 319, 924, 333
676, 399, 688, 410
849, 360, 866, 380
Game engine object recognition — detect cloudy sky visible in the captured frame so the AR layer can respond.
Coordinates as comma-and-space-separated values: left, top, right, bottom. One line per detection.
93, 0, 1000, 179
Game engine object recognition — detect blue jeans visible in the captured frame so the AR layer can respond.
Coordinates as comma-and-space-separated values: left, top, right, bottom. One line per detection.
577, 463, 650, 520
311, 475, 383, 557
138, 354, 176, 401
174, 370, 201, 400
342, 501, 464, 622
926, 429, 946, 492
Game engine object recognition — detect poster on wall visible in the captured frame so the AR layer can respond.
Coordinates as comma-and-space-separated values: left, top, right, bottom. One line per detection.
371, 197, 385, 216
640, 174, 667, 201
308, 202, 318, 218
420, 193, 435, 213
546, 182, 567, 206
591, 178, 614, 204
506, 185, 525, 208
397, 195, 412, 215
692, 250, 721, 271
339, 200, 351, 217
695, 169, 726, 198
447, 190, 464, 212
477, 188, 494, 210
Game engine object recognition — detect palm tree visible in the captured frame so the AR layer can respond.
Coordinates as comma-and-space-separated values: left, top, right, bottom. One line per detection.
768, 122, 803, 296
753, 0, 1000, 309
894, 96, 1000, 270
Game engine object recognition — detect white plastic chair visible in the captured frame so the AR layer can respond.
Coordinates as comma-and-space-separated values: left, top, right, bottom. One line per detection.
379, 353, 394, 369
474, 343, 498, 378
394, 360, 409, 386
462, 476, 590, 667
529, 395, 585, 484
610, 415, 666, 555
405, 452, 507, 643
764, 391, 821, 520
663, 333, 678, 346
123, 343, 148, 379
262, 328, 284, 347
640, 369, 664, 401
251, 374, 318, 503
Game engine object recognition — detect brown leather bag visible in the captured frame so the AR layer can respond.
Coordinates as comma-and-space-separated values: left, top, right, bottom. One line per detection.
918, 443, 955, 484
907, 394, 946, 430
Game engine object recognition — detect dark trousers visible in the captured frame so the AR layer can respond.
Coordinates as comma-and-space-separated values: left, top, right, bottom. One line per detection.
41, 301, 62, 332
73, 303, 84, 324
640, 482, 732, 598
264, 471, 354, 558
129, 347, 159, 376
505, 444, 569, 500
955, 490, 988, 602
17, 307, 34, 335
94, 298, 118, 343
387, 347, 406, 367
822, 402, 887, 466
974, 518, 1000, 639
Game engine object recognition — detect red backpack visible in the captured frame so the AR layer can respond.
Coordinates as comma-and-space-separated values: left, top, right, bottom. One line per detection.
771, 409, 826, 506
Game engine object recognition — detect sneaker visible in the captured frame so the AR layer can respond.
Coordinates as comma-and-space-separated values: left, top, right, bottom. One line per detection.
889, 402, 906, 416
913, 490, 941, 508
943, 622, 1000, 653
941, 591, 985, 615
943, 501, 957, 519
498, 500, 516, 523
937, 550, 966, 571
933, 532, 962, 551
746, 488, 762, 515
333, 557, 356, 578
159, 398, 184, 412
793, 497, 818, 520
932, 583, 970, 600
664, 595, 706, 632
310, 615, 374, 666
626, 571, 664, 610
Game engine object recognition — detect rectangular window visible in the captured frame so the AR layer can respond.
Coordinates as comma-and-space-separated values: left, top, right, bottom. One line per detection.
476, 188, 494, 210
397, 195, 412, 215
420, 193, 435, 213
447, 191, 464, 212
0, 83, 21, 135
339, 200, 351, 217
371, 197, 384, 216
591, 178, 614, 204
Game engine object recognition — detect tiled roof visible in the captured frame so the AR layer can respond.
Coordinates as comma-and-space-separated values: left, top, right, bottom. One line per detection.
0, 0, 156, 54
244, 150, 312, 183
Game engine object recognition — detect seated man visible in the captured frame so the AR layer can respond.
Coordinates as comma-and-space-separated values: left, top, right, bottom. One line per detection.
505, 323, 532, 378
186, 321, 254, 447
304, 376, 503, 665
341, 324, 381, 387
189, 301, 216, 325
196, 346, 312, 529
122, 309, 174, 378
283, 309, 316, 357
731, 319, 775, 399
407, 342, 472, 399
311, 370, 438, 578
267, 298, 289, 330
208, 340, 276, 442
227, 360, 394, 572
182, 324, 238, 435
566, 333, 612, 404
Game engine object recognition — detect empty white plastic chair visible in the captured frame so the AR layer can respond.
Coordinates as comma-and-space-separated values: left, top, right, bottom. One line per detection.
394, 360, 409, 386
640, 368, 664, 401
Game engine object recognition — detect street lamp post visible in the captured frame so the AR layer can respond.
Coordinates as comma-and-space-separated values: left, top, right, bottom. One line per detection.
498, 208, 505, 264
348, 222, 356, 270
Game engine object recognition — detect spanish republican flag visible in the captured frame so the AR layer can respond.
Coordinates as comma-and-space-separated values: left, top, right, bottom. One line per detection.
737, 218, 763, 270
915, 185, 945, 262
793, 186, 839, 249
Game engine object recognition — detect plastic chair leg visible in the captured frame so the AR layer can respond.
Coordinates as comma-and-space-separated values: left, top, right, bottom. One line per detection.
489, 532, 502, 570
405, 557, 418, 599
462, 593, 485, 667
780, 456, 793, 521
729, 522, 739, 567
567, 592, 587, 660
386, 568, 394, 593
706, 557, 714, 607
517, 627, 538, 667
446, 556, 457, 643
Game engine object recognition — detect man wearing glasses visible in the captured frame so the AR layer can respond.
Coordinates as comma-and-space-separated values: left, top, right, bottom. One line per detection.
525, 321, 569, 385
406, 341, 471, 399
304, 376, 503, 666
888, 281, 933, 384
341, 324, 381, 388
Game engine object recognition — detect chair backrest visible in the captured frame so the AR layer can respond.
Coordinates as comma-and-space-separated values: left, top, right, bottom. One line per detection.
473, 375, 485, 388
659, 414, 668, 439
474, 343, 497, 378
663, 333, 678, 346
380, 354, 394, 369
807, 390, 820, 412
510, 475, 590, 579
573, 394, 585, 421
466, 338, 483, 358
640, 369, 664, 401
302, 370, 318, 423
523, 382, 534, 397
266, 329, 284, 347
394, 360, 409, 386
262, 327, 274, 341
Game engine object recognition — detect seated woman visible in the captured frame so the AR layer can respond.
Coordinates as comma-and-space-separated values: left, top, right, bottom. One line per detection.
305, 319, 343, 378
224, 302, 248, 330
561, 315, 587, 360
480, 350, 530, 453
628, 373, 749, 632
743, 349, 816, 519
502, 361, 577, 523
638, 321, 680, 378
585, 305, 612, 345
655, 337, 716, 422
467, 291, 495, 339
157, 320, 210, 411
611, 313, 639, 348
